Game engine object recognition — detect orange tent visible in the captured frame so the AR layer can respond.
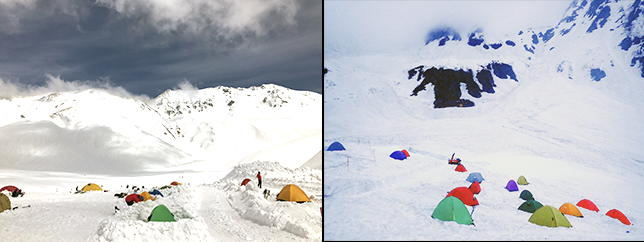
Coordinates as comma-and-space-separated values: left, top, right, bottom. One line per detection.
576, 199, 599, 212
446, 187, 479, 206
559, 203, 583, 217
468, 181, 481, 194
606, 209, 630, 225
401, 149, 410, 157
455, 164, 467, 172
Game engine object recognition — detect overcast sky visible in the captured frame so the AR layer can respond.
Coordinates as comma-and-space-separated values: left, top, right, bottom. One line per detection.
0, 0, 321, 99
325, 0, 574, 53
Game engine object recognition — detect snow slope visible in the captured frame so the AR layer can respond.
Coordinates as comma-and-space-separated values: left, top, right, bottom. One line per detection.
324, 0, 644, 240
0, 83, 321, 241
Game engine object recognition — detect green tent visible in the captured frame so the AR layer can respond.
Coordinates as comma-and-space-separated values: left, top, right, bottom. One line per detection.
520, 190, 534, 200
528, 205, 572, 228
431, 196, 473, 225
147, 205, 176, 222
0, 193, 10, 213
518, 175, 529, 185
518, 199, 543, 213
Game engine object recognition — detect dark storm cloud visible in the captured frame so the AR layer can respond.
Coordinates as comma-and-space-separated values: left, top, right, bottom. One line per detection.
0, 0, 321, 99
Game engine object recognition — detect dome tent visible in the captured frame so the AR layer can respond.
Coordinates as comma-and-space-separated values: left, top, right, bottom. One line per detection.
559, 203, 583, 217
606, 209, 630, 225
276, 184, 311, 203
81, 183, 102, 192
141, 191, 154, 202
465, 172, 484, 183
517, 175, 529, 185
148, 204, 176, 222
528, 205, 572, 228
468, 181, 481, 194
576, 199, 599, 212
455, 164, 467, 172
520, 190, 533, 200
505, 180, 518, 192
446, 187, 479, 206
149, 189, 163, 197
390, 151, 407, 160
0, 193, 10, 213
327, 141, 346, 151
518, 200, 543, 213
241, 178, 251, 186
431, 196, 473, 225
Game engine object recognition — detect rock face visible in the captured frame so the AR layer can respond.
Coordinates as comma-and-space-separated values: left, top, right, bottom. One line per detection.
408, 62, 517, 108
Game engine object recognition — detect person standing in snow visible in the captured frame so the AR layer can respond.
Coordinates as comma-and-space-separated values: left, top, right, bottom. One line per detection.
257, 171, 262, 188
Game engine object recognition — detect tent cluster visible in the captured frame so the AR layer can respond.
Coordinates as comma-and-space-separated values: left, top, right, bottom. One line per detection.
431, 155, 483, 225
508, 175, 631, 227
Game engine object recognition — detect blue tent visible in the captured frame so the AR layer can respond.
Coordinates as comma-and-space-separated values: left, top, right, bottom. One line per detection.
506, 180, 519, 192
327, 141, 346, 151
149, 189, 164, 197
466, 172, 484, 183
390, 151, 407, 160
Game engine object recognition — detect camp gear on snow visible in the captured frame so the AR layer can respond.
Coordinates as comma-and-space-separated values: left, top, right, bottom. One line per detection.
448, 153, 461, 165
559, 203, 583, 217
431, 196, 473, 225
529, 205, 572, 228
159, 185, 172, 190
469, 181, 481, 194
517, 175, 529, 185
125, 193, 143, 206
466, 173, 484, 183
148, 205, 176, 222
446, 187, 479, 206
276, 184, 311, 203
114, 192, 127, 198
520, 190, 534, 200
606, 209, 630, 225
81, 183, 103, 192
576, 199, 599, 212
518, 199, 543, 213
141, 191, 154, 202
401, 149, 410, 157
149, 189, 163, 197
241, 178, 251, 186
327, 141, 346, 151
455, 164, 467, 172
171, 181, 182, 186
0, 193, 10, 213
390, 151, 406, 160
506, 180, 519, 192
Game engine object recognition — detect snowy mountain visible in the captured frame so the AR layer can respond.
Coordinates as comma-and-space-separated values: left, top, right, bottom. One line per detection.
325, 0, 644, 240
0, 83, 321, 241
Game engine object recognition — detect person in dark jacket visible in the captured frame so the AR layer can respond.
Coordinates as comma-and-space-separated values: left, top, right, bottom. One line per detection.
257, 172, 262, 188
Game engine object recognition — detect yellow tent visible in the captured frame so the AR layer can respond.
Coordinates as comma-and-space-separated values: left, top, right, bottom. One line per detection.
517, 175, 529, 185
81, 183, 103, 192
0, 193, 10, 213
559, 203, 583, 217
141, 191, 154, 202
276, 184, 311, 203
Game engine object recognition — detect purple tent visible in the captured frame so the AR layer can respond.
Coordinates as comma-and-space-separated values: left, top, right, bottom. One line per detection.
506, 180, 519, 191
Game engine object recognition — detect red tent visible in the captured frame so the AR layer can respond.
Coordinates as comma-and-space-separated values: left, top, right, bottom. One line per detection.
241, 178, 251, 186
606, 209, 630, 225
125, 193, 142, 206
446, 187, 479, 206
171, 181, 181, 186
0, 185, 18, 193
468, 181, 481, 194
455, 164, 467, 172
401, 149, 410, 157
576, 199, 599, 212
